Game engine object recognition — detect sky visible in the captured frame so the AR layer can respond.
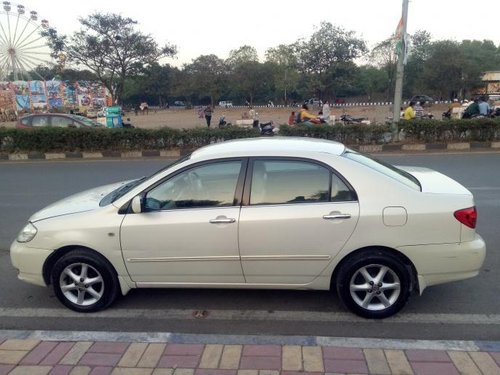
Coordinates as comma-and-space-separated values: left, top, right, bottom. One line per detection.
6, 0, 500, 67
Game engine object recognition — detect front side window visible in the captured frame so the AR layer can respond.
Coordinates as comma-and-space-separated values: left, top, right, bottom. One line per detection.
144, 160, 242, 210
31, 116, 49, 127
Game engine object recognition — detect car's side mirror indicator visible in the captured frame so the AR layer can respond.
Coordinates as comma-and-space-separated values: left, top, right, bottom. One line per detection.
131, 196, 142, 213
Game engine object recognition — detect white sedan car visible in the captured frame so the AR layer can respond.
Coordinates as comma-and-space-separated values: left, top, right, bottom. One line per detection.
10, 138, 486, 318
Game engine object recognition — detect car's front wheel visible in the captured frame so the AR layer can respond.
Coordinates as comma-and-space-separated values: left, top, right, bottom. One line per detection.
51, 249, 119, 312
336, 250, 411, 319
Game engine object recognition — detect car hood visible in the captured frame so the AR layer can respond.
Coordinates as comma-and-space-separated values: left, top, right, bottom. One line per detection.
30, 181, 129, 222
398, 166, 470, 195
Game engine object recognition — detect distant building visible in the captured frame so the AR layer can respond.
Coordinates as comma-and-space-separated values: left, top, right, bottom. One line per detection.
481, 71, 500, 94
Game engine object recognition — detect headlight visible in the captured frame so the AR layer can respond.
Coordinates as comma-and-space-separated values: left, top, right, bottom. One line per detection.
17, 223, 38, 243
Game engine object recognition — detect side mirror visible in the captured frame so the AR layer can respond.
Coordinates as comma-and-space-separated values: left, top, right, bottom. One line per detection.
131, 196, 142, 213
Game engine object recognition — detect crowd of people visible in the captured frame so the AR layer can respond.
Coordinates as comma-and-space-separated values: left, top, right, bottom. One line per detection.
195, 96, 499, 130
287, 101, 332, 126
402, 100, 434, 120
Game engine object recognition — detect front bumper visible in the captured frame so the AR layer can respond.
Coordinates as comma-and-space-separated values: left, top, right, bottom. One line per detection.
399, 234, 486, 293
10, 240, 53, 287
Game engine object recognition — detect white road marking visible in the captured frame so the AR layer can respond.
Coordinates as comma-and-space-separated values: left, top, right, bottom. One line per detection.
0, 307, 499, 325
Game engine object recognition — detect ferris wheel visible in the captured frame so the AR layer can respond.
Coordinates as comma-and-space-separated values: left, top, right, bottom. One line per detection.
0, 1, 56, 81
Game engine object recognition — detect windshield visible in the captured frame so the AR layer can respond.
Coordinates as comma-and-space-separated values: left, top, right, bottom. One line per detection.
99, 153, 192, 206
99, 177, 147, 206
72, 115, 101, 127
342, 149, 421, 191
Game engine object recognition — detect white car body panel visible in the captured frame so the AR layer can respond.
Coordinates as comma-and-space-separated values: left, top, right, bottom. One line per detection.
120, 206, 244, 283
30, 181, 129, 222
399, 166, 470, 194
238, 201, 359, 284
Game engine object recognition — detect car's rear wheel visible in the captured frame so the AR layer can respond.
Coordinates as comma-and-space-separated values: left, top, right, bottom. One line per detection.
51, 249, 119, 312
336, 251, 411, 319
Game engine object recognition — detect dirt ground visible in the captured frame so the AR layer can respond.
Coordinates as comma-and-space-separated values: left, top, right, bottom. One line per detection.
1, 104, 449, 129
123, 103, 448, 129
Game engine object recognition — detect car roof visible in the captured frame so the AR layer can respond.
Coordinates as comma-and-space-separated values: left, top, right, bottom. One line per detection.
190, 137, 346, 160
18, 113, 96, 126
22, 113, 72, 118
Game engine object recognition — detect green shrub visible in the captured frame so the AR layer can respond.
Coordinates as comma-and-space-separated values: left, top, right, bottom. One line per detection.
0, 126, 259, 153
1, 118, 500, 154
279, 123, 391, 144
399, 118, 500, 143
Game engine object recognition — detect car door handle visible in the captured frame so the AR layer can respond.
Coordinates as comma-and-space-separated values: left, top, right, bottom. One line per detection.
323, 213, 351, 220
209, 216, 236, 224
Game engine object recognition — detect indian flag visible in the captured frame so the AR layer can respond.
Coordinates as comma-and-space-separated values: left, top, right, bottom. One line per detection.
394, 16, 408, 64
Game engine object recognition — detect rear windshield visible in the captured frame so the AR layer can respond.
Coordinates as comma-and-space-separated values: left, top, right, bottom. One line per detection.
342, 149, 421, 191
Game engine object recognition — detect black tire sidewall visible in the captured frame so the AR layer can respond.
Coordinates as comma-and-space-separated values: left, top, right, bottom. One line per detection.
51, 250, 118, 313
336, 252, 410, 319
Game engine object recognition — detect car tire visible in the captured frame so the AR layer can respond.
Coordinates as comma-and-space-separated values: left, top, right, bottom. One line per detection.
335, 250, 411, 319
51, 249, 119, 313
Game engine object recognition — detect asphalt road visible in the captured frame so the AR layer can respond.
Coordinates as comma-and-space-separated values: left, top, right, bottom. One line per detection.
0, 153, 499, 340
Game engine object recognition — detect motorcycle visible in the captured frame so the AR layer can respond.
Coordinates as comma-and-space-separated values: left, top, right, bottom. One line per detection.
259, 121, 275, 136
218, 115, 232, 128
340, 114, 368, 125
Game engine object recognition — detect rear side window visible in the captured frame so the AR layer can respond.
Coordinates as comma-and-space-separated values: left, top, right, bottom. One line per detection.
343, 149, 421, 191
52, 116, 74, 127
250, 160, 333, 205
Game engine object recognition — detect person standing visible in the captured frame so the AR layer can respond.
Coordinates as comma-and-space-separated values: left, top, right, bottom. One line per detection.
403, 102, 416, 120
322, 101, 331, 123
463, 98, 480, 118
414, 101, 425, 119
248, 106, 259, 128
478, 96, 490, 116
204, 104, 213, 128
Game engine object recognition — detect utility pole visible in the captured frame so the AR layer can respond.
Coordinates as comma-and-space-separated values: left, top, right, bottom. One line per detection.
391, 0, 409, 140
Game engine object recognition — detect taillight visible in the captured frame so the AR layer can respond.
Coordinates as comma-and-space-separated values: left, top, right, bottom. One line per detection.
454, 207, 477, 229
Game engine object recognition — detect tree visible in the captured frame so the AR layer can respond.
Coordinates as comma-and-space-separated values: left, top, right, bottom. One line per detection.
459, 40, 500, 96
295, 22, 366, 99
59, 68, 98, 82
422, 40, 465, 99
354, 66, 390, 101
182, 55, 227, 105
226, 46, 266, 104
404, 30, 432, 97
48, 13, 176, 103
226, 45, 259, 66
265, 44, 299, 105
123, 63, 176, 106
369, 37, 400, 100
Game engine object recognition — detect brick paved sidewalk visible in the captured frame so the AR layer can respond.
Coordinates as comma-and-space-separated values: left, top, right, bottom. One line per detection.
1, 337, 500, 375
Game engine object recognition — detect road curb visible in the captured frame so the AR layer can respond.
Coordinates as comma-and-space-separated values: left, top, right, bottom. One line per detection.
1, 330, 498, 352
2, 149, 186, 161
1, 142, 500, 161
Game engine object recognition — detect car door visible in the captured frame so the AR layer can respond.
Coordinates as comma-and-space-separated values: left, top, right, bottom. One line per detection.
120, 159, 246, 284
238, 158, 359, 285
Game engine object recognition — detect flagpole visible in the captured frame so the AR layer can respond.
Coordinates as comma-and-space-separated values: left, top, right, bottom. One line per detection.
391, 0, 409, 140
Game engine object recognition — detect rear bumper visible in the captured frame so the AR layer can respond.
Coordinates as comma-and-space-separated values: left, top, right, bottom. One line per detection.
398, 234, 486, 293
